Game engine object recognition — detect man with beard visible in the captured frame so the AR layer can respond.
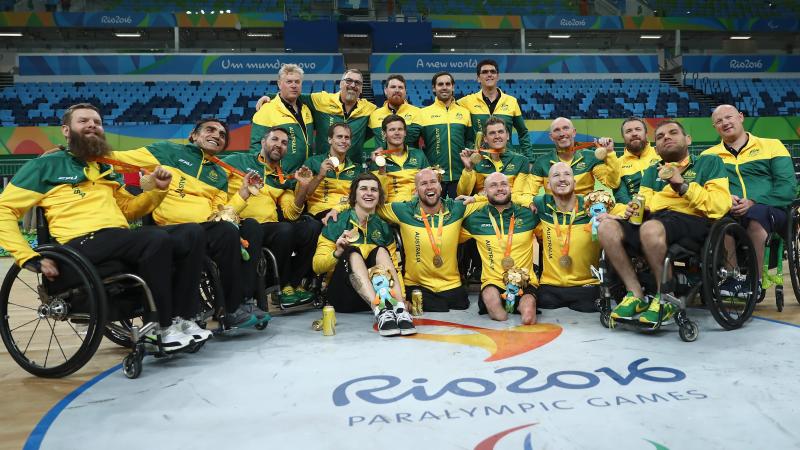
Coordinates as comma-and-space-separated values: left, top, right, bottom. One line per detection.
597, 120, 730, 324
249, 64, 315, 173
530, 117, 620, 196
313, 173, 414, 337
296, 123, 363, 219
224, 127, 321, 306
533, 162, 601, 313
368, 114, 429, 203
0, 103, 204, 350
457, 59, 533, 158
461, 172, 539, 324
256, 68, 377, 165
406, 71, 472, 199
612, 117, 661, 215
110, 119, 268, 330
369, 75, 421, 150
703, 104, 796, 295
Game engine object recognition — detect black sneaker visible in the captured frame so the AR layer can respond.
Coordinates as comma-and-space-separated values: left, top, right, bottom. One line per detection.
394, 306, 417, 336
376, 308, 400, 337
719, 278, 750, 299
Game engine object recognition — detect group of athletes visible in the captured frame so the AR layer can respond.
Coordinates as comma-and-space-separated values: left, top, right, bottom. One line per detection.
0, 58, 795, 350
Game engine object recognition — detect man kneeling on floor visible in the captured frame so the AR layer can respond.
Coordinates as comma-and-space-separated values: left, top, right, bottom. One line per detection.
312, 173, 416, 336
596, 120, 730, 324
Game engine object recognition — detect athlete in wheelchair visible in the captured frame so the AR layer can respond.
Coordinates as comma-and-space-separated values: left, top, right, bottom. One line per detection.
596, 120, 759, 341
0, 104, 210, 379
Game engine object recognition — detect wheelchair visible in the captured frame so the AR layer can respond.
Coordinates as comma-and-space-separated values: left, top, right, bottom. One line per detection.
0, 208, 205, 379
757, 200, 800, 312
594, 217, 759, 342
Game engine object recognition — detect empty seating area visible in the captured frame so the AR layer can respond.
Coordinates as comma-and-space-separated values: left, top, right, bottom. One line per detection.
400, 0, 578, 16
685, 78, 800, 117
645, 0, 800, 17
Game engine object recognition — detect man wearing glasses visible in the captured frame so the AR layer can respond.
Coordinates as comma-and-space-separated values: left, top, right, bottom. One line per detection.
458, 59, 533, 159
256, 69, 376, 166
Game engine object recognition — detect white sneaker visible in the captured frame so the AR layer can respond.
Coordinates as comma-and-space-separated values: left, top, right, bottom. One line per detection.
146, 323, 194, 352
175, 318, 213, 342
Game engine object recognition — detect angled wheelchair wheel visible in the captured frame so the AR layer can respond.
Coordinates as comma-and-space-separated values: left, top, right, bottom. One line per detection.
786, 203, 800, 305
199, 257, 222, 322
0, 246, 107, 378
702, 220, 758, 330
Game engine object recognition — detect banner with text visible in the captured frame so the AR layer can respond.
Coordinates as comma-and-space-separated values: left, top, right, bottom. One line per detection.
683, 55, 800, 73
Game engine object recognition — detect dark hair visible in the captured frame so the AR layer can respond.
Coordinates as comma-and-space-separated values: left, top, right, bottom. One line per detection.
383, 74, 406, 88
348, 172, 385, 208
620, 116, 648, 135
381, 114, 406, 133
482, 115, 506, 133
264, 126, 290, 140
62, 103, 101, 126
431, 71, 454, 87
654, 119, 686, 136
328, 122, 352, 139
189, 119, 230, 150
476, 59, 499, 77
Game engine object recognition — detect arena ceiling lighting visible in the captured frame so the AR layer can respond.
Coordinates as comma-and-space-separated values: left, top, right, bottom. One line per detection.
343, 33, 368, 38
640, 34, 662, 39
114, 32, 141, 38
246, 33, 273, 37
548, 34, 571, 39
730, 35, 752, 40
0, 32, 22, 37
434, 33, 457, 38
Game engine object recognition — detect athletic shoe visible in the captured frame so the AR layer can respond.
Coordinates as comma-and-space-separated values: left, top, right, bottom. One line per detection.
241, 298, 272, 325
223, 305, 258, 329
294, 286, 314, 301
376, 308, 400, 337
639, 297, 675, 324
279, 286, 301, 305
610, 292, 649, 319
393, 304, 417, 336
719, 278, 750, 299
175, 317, 213, 342
145, 323, 194, 352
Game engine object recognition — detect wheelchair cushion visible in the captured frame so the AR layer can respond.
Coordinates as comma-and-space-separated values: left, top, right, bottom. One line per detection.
668, 238, 701, 260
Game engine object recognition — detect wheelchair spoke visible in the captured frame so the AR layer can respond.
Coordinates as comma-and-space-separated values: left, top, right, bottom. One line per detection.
16, 273, 41, 297
21, 317, 42, 356
8, 301, 38, 312
10, 316, 41, 333
47, 319, 69, 364
44, 318, 55, 368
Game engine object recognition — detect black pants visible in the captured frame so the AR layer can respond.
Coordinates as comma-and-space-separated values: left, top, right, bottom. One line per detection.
440, 181, 459, 199
261, 218, 322, 288
158, 223, 207, 319
239, 218, 263, 302
65, 227, 180, 327
404, 284, 469, 312
537, 285, 599, 312
327, 246, 382, 313
200, 220, 262, 312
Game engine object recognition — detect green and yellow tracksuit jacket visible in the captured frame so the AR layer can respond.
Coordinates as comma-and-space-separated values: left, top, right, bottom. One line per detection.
407, 98, 472, 182
534, 195, 599, 287
302, 153, 362, 216
639, 154, 730, 219
249, 94, 315, 173
0, 150, 166, 265
457, 89, 533, 158
377, 197, 483, 292
312, 209, 400, 280
111, 142, 246, 225
702, 134, 796, 208
612, 143, 660, 215
301, 92, 377, 165
368, 102, 421, 149
368, 147, 430, 203
530, 148, 621, 195
460, 203, 540, 290
457, 150, 533, 206
223, 152, 303, 223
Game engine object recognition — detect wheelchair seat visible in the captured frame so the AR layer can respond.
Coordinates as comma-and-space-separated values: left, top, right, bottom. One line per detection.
668, 238, 701, 260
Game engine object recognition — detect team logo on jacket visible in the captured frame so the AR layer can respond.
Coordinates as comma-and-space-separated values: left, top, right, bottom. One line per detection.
371, 230, 382, 241
456, 113, 464, 120
576, 162, 587, 171
208, 170, 219, 181
683, 170, 696, 182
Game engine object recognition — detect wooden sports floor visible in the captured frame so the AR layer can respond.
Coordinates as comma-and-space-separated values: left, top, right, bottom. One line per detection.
1, 257, 799, 450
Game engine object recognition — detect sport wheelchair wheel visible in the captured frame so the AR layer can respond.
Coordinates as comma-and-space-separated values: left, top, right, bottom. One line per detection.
701, 219, 758, 330
0, 246, 107, 378
786, 202, 800, 305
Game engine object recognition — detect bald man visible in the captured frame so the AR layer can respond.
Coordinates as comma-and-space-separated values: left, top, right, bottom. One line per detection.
461, 172, 540, 324
530, 117, 620, 196
703, 104, 797, 296
532, 162, 601, 312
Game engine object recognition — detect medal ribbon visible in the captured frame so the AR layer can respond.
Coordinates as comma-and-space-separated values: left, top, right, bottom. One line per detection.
91, 157, 151, 174
273, 164, 295, 184
348, 211, 367, 244
205, 155, 247, 177
553, 203, 578, 258
420, 208, 444, 260
487, 210, 515, 260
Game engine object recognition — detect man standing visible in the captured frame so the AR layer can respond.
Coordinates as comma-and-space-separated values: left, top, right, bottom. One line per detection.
225, 127, 322, 306
597, 120, 730, 323
530, 117, 620, 195
407, 71, 472, 199
703, 104, 797, 294
369, 74, 421, 149
461, 172, 538, 324
458, 59, 533, 158
249, 64, 315, 173
369, 114, 429, 203
612, 117, 660, 215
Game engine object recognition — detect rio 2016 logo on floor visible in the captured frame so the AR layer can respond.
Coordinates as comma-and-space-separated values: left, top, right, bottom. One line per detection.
474, 423, 671, 450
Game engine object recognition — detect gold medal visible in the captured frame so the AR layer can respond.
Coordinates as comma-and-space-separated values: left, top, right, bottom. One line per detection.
659, 164, 676, 180
433, 255, 443, 267
501, 256, 515, 271
346, 228, 360, 243
247, 184, 261, 196
469, 152, 483, 165
559, 255, 573, 268
139, 174, 156, 192
375, 155, 386, 167
594, 146, 608, 161
329, 156, 340, 168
